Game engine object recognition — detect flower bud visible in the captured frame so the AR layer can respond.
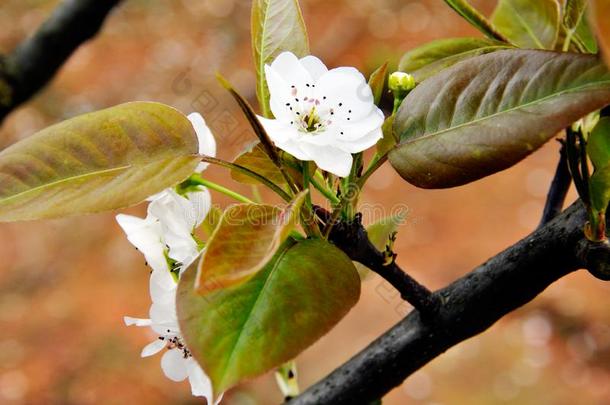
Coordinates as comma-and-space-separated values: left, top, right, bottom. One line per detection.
389, 72, 416, 113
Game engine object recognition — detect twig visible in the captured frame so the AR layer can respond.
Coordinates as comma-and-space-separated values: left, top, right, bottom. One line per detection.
539, 141, 571, 227
315, 207, 438, 315
289, 201, 609, 404
0, 0, 122, 123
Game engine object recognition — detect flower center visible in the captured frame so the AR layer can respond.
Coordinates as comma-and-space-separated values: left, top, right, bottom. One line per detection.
160, 333, 192, 359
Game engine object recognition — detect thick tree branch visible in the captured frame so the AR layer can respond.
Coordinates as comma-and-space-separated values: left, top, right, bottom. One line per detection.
539, 141, 571, 227
0, 0, 122, 123
289, 201, 609, 404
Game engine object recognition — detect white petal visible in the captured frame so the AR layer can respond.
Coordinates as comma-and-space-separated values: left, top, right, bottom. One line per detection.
299, 144, 353, 177
141, 339, 166, 357
186, 359, 215, 399
257, 116, 295, 144
335, 127, 383, 153
116, 214, 168, 273
316, 67, 374, 121
123, 316, 152, 327
300, 55, 328, 80
276, 138, 312, 161
337, 108, 385, 141
188, 112, 217, 172
161, 350, 189, 382
268, 52, 314, 88
185, 186, 212, 228
149, 270, 177, 304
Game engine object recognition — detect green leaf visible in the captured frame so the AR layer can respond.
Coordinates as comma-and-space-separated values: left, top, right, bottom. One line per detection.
252, 0, 309, 117
177, 238, 360, 394
389, 50, 610, 189
491, 0, 561, 49
376, 115, 397, 157
443, 0, 509, 42
588, 117, 610, 170
564, 0, 587, 32
573, 12, 599, 53
591, 0, 610, 66
195, 192, 307, 293
588, 117, 610, 213
0, 102, 200, 222
231, 142, 286, 185
398, 37, 510, 84
355, 212, 406, 279
369, 62, 389, 106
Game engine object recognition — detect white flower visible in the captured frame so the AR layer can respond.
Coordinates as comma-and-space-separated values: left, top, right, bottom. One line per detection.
118, 112, 220, 401
124, 273, 221, 402
258, 52, 384, 177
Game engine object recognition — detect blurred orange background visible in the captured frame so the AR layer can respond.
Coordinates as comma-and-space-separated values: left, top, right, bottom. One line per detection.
1, 0, 610, 404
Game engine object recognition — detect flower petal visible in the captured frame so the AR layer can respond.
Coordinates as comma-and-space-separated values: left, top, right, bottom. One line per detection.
337, 108, 385, 141
315, 67, 375, 121
123, 316, 152, 327
300, 55, 328, 80
116, 214, 167, 273
299, 144, 353, 177
141, 338, 166, 357
335, 127, 383, 153
161, 349, 189, 382
185, 186, 212, 228
149, 270, 177, 304
188, 112, 217, 171
186, 358, 215, 399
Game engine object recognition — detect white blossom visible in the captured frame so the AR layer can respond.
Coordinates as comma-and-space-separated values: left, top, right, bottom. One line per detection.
258, 52, 384, 177
118, 112, 219, 401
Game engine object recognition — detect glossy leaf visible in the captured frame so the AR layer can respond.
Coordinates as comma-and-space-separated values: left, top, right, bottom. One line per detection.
588, 117, 610, 212
492, 0, 561, 49
231, 142, 286, 185
398, 37, 510, 84
178, 238, 360, 394
389, 50, 610, 189
369, 62, 389, 106
355, 212, 406, 279
591, 0, 610, 65
0, 102, 200, 222
376, 115, 397, 157
573, 12, 598, 53
252, 0, 309, 117
195, 192, 307, 294
443, 0, 508, 42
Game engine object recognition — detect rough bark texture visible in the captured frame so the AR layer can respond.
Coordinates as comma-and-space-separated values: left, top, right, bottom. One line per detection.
289, 201, 609, 404
0, 0, 122, 123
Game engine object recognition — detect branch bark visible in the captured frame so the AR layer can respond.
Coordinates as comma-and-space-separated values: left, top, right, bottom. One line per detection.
539, 141, 571, 227
0, 0, 122, 123
289, 201, 610, 404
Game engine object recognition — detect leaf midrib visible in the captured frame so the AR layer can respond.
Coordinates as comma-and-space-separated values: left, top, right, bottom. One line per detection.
0, 164, 131, 204
398, 80, 610, 148
504, 1, 546, 49
217, 241, 295, 390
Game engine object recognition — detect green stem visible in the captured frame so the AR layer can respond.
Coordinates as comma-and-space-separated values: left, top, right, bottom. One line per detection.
200, 155, 292, 202
359, 153, 389, 188
310, 175, 340, 204
189, 176, 254, 204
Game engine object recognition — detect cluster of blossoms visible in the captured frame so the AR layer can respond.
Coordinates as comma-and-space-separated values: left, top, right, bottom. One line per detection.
116, 52, 384, 399
117, 112, 219, 403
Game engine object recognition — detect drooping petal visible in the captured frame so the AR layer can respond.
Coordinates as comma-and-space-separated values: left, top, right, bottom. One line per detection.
257, 115, 296, 144
161, 350, 189, 382
185, 186, 212, 228
300, 55, 328, 81
315, 67, 375, 121
299, 144, 353, 177
188, 112, 217, 171
186, 358, 215, 400
123, 316, 152, 327
141, 338, 166, 357
116, 214, 168, 273
149, 270, 177, 304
